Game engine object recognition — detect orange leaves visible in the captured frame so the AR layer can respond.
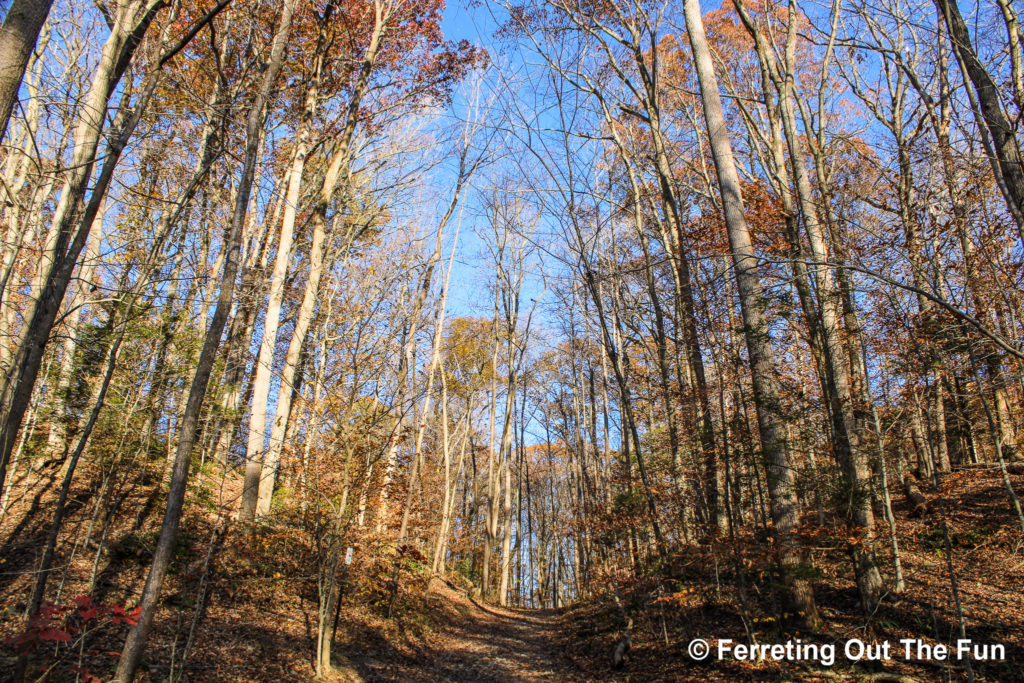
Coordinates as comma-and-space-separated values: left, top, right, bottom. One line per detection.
654, 586, 700, 609
742, 179, 790, 257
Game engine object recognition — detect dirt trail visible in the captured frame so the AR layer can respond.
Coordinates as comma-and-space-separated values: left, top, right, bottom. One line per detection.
340, 580, 586, 682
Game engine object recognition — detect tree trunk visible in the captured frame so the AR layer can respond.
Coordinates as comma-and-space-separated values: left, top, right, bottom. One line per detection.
44, 206, 104, 461
0, 0, 163, 505
244, 0, 386, 520
684, 0, 819, 628
0, 0, 54, 144
934, 0, 1024, 234
243, 62, 321, 517
114, 1, 298, 677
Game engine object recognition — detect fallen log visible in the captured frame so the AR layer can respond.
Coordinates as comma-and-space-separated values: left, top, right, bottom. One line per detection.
903, 474, 928, 516
953, 461, 1024, 474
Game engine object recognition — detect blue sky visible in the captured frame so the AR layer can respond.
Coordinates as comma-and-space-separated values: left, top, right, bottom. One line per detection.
441, 1, 498, 45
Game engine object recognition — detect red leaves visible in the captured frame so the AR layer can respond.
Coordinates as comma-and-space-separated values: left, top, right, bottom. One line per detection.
3, 595, 139, 655
111, 604, 142, 625
4, 602, 69, 652
398, 543, 428, 562
37, 628, 72, 642
74, 594, 101, 621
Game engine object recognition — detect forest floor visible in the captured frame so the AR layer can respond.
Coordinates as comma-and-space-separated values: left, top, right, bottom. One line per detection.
560, 465, 1024, 682
2, 459, 1023, 681
333, 580, 584, 682
0, 458, 587, 682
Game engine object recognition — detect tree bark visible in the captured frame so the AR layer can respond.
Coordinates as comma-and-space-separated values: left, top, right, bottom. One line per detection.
114, 0, 297, 677
0, 0, 54, 144
933, 0, 1024, 235
0, 0, 163, 507
243, 54, 322, 516
243, 0, 386, 520
683, 0, 819, 628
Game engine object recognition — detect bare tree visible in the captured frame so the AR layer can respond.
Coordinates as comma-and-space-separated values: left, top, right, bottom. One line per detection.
114, 0, 298, 677
0, 0, 55, 143
682, 0, 819, 627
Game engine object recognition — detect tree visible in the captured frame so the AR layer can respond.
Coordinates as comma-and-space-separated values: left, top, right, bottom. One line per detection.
682, 0, 819, 627
0, 0, 55, 144
933, 0, 1024, 234
114, 0, 298, 677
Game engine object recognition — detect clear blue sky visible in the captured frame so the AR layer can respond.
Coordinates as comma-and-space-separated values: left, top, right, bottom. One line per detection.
441, 1, 496, 45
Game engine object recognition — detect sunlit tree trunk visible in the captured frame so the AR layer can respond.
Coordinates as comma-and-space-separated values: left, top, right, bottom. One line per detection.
684, 0, 819, 628
244, 45, 323, 516
0, 0, 165, 504
246, 0, 387, 520
115, 1, 298, 677
0, 0, 54, 144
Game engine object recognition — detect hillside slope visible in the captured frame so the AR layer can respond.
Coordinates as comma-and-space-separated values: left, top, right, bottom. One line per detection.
2, 462, 1022, 681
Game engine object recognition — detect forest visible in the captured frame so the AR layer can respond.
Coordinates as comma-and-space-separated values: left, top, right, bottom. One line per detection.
0, 0, 1022, 680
